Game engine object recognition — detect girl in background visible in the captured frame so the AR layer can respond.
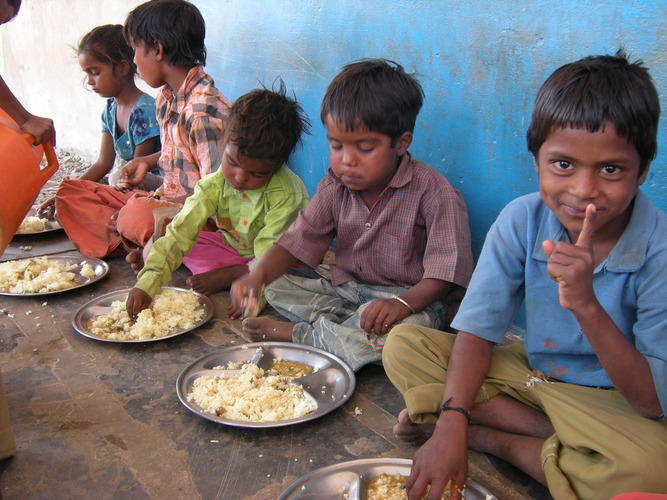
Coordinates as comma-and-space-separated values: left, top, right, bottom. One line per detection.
40, 24, 160, 215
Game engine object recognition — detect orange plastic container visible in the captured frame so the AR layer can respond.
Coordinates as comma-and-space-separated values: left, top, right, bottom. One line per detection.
0, 108, 58, 255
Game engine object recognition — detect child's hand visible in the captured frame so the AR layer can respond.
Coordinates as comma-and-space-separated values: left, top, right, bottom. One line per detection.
542, 203, 597, 311
126, 287, 152, 321
360, 298, 411, 336
117, 158, 151, 188
37, 196, 56, 218
228, 272, 265, 320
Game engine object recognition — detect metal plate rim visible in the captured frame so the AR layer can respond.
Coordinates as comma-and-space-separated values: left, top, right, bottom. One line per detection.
278, 457, 497, 499
13, 218, 63, 236
0, 254, 109, 297
71, 286, 214, 343
176, 341, 356, 428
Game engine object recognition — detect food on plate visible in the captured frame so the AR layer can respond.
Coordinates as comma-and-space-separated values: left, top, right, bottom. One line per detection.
367, 473, 452, 500
187, 361, 316, 422
86, 288, 205, 340
80, 262, 95, 279
0, 256, 87, 293
270, 358, 313, 378
16, 216, 49, 234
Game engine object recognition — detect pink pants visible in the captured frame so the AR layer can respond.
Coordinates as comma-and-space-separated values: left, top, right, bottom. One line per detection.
182, 231, 253, 275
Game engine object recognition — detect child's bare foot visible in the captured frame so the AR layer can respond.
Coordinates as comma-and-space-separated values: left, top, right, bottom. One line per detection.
241, 317, 294, 342
125, 248, 144, 273
393, 408, 434, 443
185, 265, 248, 295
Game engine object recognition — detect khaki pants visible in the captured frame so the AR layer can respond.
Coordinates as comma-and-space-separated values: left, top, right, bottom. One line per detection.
382, 325, 667, 500
0, 373, 15, 459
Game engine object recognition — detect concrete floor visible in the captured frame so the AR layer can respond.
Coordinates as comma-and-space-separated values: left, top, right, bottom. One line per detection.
0, 233, 550, 500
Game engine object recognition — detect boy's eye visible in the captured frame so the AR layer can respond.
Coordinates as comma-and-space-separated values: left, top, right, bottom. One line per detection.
329, 142, 342, 151
250, 172, 268, 178
554, 160, 572, 170
358, 144, 375, 153
601, 165, 620, 175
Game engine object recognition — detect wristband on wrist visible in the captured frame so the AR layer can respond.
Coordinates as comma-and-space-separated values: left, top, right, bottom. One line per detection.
391, 295, 416, 314
439, 397, 471, 424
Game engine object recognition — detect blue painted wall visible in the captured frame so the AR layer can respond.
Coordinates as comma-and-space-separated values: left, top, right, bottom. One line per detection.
195, 0, 667, 256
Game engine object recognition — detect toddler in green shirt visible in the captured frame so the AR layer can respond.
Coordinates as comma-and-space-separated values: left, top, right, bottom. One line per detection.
126, 83, 310, 318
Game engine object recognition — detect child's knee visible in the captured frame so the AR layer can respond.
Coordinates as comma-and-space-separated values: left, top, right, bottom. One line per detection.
382, 324, 426, 369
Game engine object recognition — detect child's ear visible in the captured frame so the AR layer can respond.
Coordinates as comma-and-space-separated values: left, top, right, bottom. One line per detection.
117, 60, 131, 78
153, 41, 165, 61
395, 131, 413, 155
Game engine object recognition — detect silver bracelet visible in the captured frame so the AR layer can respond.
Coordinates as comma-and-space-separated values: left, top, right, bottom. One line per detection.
391, 295, 416, 314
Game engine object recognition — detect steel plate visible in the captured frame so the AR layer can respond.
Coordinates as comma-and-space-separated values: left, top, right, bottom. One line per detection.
14, 218, 63, 235
176, 342, 355, 428
279, 458, 498, 499
71, 286, 214, 343
0, 255, 109, 296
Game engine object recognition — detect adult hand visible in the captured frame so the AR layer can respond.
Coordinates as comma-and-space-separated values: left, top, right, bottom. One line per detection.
116, 158, 151, 190
21, 114, 56, 146
228, 272, 265, 320
126, 287, 152, 321
360, 297, 410, 336
407, 416, 469, 500
542, 203, 597, 311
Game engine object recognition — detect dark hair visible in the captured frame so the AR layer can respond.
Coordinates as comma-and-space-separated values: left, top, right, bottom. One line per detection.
527, 49, 660, 173
78, 24, 137, 77
124, 0, 206, 68
7, 0, 21, 21
320, 58, 424, 144
225, 80, 311, 167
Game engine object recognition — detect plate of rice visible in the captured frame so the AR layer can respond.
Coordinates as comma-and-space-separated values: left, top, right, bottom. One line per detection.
72, 286, 214, 343
279, 458, 498, 500
0, 255, 108, 296
177, 342, 356, 428
14, 215, 62, 235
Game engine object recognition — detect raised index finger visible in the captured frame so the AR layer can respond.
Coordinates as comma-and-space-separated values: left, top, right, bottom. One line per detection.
575, 203, 596, 248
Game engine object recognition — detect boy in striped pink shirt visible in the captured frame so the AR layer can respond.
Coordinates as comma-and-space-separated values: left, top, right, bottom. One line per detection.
231, 59, 473, 370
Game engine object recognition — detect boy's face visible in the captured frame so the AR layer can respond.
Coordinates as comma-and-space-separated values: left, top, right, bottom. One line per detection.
536, 122, 647, 244
220, 142, 275, 191
324, 114, 410, 200
130, 39, 165, 88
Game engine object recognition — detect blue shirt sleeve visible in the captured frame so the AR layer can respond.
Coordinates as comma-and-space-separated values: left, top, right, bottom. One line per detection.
451, 196, 532, 344
100, 98, 115, 135
632, 210, 667, 417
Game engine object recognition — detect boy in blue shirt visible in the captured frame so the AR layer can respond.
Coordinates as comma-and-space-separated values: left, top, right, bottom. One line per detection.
383, 50, 667, 500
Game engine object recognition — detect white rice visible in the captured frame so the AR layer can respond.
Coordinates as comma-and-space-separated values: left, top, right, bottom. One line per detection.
16, 216, 48, 234
80, 263, 95, 279
0, 257, 79, 293
367, 474, 453, 500
187, 362, 316, 422
87, 288, 205, 341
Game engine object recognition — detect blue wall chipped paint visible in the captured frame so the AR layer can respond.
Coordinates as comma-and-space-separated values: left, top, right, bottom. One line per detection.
195, 0, 667, 256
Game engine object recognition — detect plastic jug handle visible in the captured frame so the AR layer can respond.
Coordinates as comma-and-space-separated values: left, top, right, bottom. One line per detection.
39, 140, 59, 181
17, 131, 59, 181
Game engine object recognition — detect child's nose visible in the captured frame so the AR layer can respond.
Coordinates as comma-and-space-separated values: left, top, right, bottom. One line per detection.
341, 146, 357, 167
235, 171, 248, 185
571, 170, 599, 199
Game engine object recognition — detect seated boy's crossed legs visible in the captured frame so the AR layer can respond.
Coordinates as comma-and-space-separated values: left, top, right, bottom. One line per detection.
382, 325, 667, 500
242, 270, 446, 371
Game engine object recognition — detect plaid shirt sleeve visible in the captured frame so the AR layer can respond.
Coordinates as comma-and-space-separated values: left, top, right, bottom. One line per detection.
277, 176, 338, 268
187, 113, 226, 177
420, 181, 474, 288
